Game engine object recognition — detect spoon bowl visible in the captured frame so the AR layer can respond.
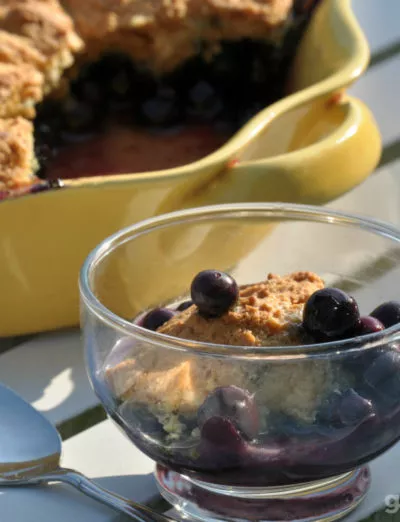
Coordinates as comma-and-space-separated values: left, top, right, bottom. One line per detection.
0, 384, 61, 479
0, 383, 175, 522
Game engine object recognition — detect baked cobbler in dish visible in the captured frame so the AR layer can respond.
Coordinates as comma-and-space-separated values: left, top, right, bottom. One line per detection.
0, 0, 319, 199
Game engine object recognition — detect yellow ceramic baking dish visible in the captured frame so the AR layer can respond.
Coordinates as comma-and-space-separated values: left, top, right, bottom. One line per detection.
0, 0, 381, 337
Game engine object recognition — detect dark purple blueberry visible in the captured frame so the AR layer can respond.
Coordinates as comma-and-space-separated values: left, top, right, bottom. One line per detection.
198, 386, 259, 440
303, 288, 360, 341
357, 316, 385, 336
187, 81, 223, 122
176, 300, 193, 312
316, 389, 374, 429
140, 87, 180, 126
141, 308, 175, 331
200, 416, 245, 453
342, 347, 383, 377
364, 351, 400, 402
371, 301, 400, 328
337, 389, 374, 426
191, 270, 238, 318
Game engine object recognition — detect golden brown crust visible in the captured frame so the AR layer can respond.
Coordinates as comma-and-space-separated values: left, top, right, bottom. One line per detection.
0, 117, 38, 190
0, 63, 44, 118
0, 0, 83, 190
0, 0, 83, 97
0, 1, 83, 58
107, 356, 247, 414
0, 30, 46, 69
63, 0, 293, 72
159, 271, 324, 346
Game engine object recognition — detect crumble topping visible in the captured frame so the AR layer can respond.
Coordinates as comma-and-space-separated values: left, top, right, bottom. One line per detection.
63, 0, 294, 72
159, 271, 324, 345
0, 117, 38, 190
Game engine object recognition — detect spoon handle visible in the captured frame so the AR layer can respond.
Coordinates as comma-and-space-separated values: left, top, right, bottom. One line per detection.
45, 468, 176, 522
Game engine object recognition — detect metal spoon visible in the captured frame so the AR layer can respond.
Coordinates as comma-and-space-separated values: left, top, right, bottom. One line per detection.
0, 383, 176, 522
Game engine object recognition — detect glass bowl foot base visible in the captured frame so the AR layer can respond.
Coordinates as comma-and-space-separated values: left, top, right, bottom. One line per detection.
156, 464, 370, 522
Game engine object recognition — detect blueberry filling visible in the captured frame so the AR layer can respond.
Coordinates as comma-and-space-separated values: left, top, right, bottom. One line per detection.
197, 386, 260, 440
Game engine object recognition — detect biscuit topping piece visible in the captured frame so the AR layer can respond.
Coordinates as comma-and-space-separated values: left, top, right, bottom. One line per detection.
160, 271, 324, 346
0, 117, 38, 190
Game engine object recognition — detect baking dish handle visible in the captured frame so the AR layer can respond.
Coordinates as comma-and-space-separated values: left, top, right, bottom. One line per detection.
186, 95, 381, 207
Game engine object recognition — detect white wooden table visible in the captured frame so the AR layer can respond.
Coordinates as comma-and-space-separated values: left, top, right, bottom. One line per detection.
1, 1, 400, 520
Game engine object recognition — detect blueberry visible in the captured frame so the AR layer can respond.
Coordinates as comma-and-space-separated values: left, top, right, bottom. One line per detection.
198, 386, 259, 440
139, 87, 180, 126
338, 389, 374, 426
364, 351, 400, 402
191, 270, 238, 318
342, 346, 383, 376
176, 300, 193, 312
316, 389, 374, 428
200, 416, 245, 454
141, 308, 175, 331
371, 301, 400, 328
186, 81, 223, 122
357, 316, 385, 335
303, 288, 360, 341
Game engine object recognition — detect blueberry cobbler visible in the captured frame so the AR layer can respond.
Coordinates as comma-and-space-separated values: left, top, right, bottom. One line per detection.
0, 0, 320, 199
103, 267, 400, 494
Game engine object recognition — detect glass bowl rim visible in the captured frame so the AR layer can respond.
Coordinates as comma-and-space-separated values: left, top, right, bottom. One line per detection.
79, 202, 400, 359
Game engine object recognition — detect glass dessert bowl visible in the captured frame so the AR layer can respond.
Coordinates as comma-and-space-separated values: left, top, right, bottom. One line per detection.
80, 204, 400, 522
